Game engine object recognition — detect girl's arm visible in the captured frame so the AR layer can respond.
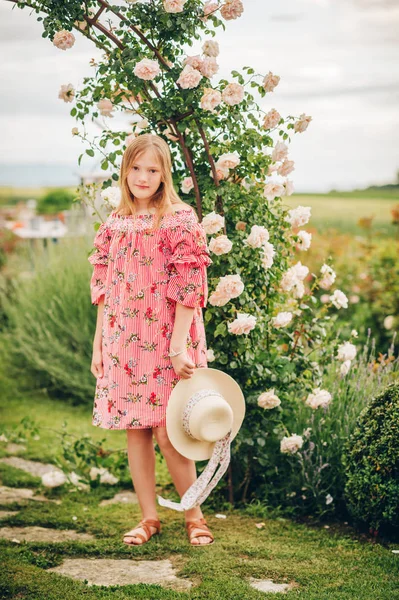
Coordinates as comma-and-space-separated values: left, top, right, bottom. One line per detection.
91, 297, 105, 378
170, 303, 196, 379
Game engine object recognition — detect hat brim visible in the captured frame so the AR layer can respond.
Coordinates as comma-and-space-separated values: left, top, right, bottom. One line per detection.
165, 367, 246, 461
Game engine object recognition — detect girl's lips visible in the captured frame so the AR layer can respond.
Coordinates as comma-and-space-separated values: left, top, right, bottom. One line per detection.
136, 185, 149, 188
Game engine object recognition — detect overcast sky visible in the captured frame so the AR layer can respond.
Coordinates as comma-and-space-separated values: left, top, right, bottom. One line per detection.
0, 0, 398, 191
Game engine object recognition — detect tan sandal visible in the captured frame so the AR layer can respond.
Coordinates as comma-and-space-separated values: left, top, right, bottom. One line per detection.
185, 517, 215, 547
123, 518, 161, 545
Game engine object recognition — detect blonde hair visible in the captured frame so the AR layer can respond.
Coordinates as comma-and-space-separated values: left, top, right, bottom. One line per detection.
116, 133, 191, 230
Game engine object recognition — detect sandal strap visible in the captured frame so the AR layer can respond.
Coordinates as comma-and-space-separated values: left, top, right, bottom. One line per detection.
186, 518, 214, 541
124, 518, 161, 542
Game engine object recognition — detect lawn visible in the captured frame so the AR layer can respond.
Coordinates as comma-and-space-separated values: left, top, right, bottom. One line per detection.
0, 393, 398, 599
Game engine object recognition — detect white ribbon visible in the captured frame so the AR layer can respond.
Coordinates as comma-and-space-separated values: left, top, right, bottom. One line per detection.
157, 388, 232, 512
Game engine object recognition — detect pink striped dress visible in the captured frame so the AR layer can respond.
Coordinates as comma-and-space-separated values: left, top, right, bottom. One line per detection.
88, 208, 213, 430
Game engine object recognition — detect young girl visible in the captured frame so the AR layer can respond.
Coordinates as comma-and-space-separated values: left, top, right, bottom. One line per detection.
88, 133, 215, 546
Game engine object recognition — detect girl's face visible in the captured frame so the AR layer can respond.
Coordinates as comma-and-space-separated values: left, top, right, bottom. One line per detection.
126, 149, 163, 201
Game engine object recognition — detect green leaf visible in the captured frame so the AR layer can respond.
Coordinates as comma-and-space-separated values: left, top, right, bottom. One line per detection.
101, 160, 109, 170
86, 149, 95, 157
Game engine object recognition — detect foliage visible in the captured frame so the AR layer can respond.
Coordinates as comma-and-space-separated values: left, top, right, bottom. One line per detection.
36, 188, 75, 215
343, 381, 399, 536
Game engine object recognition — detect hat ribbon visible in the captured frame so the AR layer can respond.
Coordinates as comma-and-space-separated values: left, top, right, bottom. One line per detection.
157, 388, 232, 512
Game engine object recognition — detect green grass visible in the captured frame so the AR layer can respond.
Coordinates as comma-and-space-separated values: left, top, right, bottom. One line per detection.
0, 394, 398, 598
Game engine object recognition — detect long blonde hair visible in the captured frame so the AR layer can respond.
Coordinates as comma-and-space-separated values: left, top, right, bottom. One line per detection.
116, 133, 189, 230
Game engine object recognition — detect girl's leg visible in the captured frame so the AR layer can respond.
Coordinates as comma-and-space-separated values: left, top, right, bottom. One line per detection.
125, 428, 159, 544
153, 426, 212, 545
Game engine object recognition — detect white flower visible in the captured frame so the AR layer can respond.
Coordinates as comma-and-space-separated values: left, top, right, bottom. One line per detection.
285, 205, 311, 228
340, 360, 351, 376
325, 493, 333, 505
227, 313, 257, 335
89, 467, 119, 485
97, 98, 114, 117
58, 83, 75, 103
280, 434, 303, 454
201, 211, 225, 235
351, 329, 358, 338
282, 179, 294, 197
257, 389, 281, 409
215, 273, 244, 298
337, 341, 357, 362
384, 315, 394, 330
330, 290, 348, 309
271, 141, 288, 162
244, 225, 270, 248
42, 470, 67, 488
280, 262, 309, 299
294, 113, 312, 133
180, 176, 194, 194
216, 152, 240, 169
303, 427, 312, 439
101, 186, 121, 207
296, 230, 312, 251
319, 264, 336, 290
261, 242, 275, 269
263, 182, 285, 201
202, 40, 219, 57
206, 348, 215, 362
71, 127, 79, 136
209, 235, 233, 255
272, 311, 293, 328
305, 388, 332, 410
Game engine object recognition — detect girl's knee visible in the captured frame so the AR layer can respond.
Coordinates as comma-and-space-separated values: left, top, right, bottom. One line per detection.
153, 427, 174, 453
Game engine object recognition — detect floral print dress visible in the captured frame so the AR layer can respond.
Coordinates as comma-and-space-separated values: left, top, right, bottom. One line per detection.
88, 208, 213, 430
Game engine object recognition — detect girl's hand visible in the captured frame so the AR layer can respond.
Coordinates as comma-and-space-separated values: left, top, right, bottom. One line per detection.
91, 345, 104, 379
170, 349, 195, 379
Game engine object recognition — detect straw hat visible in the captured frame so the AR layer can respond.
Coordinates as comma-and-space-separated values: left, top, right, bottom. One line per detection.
157, 368, 246, 512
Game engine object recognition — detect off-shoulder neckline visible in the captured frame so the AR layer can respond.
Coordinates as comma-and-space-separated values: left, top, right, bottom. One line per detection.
111, 209, 194, 220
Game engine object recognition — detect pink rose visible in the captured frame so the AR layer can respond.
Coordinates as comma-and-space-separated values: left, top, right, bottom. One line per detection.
134, 58, 160, 80
294, 113, 312, 133
216, 152, 240, 169
58, 83, 75, 103
228, 313, 257, 335
163, 0, 187, 13
262, 108, 281, 129
202, 40, 219, 57
222, 82, 244, 106
176, 64, 202, 89
209, 289, 231, 307
262, 71, 280, 92
209, 235, 233, 255
201, 211, 225, 235
180, 176, 194, 194
200, 88, 222, 112
216, 274, 244, 298
278, 159, 295, 176
271, 141, 289, 163
214, 165, 230, 181
199, 56, 219, 78
203, 1, 218, 17
220, 0, 244, 20
263, 182, 285, 201
53, 30, 75, 51
184, 55, 204, 70
97, 99, 114, 117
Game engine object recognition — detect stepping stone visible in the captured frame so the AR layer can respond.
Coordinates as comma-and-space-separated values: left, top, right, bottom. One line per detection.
5, 443, 27, 454
0, 510, 20, 519
99, 491, 138, 506
0, 457, 63, 478
0, 486, 61, 505
249, 578, 296, 594
0, 526, 95, 543
47, 558, 193, 590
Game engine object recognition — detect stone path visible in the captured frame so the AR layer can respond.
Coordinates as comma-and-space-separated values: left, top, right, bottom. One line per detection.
0, 456, 64, 478
249, 577, 297, 594
99, 491, 138, 506
0, 485, 61, 504
0, 510, 19, 519
47, 558, 193, 590
0, 526, 95, 543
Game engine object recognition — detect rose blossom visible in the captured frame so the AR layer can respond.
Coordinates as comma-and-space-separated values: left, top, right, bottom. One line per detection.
203, 0, 218, 17
216, 274, 244, 298
208, 289, 231, 306
163, 0, 187, 13
261, 242, 275, 269
184, 55, 204, 70
235, 221, 246, 231
305, 388, 332, 410
280, 434, 303, 454
278, 159, 295, 176
97, 98, 114, 117
209, 235, 233, 255
180, 176, 194, 194
337, 341, 357, 362
53, 30, 75, 51
200, 56, 219, 78
202, 211, 225, 234
384, 315, 394, 330
296, 230, 312, 251
282, 180, 294, 196
244, 225, 270, 248
262, 108, 281, 129
71, 127, 79, 136
330, 290, 349, 309
200, 88, 222, 112
203, 40, 220, 57
272, 311, 293, 328
207, 348, 215, 361
320, 294, 330, 304
271, 141, 289, 163
350, 295, 360, 304
213, 165, 230, 181
58, 83, 75, 103
262, 71, 280, 92
340, 360, 351, 376
294, 113, 312, 133
257, 389, 281, 409
228, 313, 257, 335
285, 205, 312, 228
101, 187, 121, 207
319, 264, 336, 290
216, 152, 240, 169
134, 58, 160, 80
177, 64, 202, 89
263, 182, 285, 201
220, 0, 244, 20
222, 82, 244, 106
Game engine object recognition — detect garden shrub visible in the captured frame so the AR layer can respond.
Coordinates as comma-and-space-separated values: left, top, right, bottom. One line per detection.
343, 381, 399, 536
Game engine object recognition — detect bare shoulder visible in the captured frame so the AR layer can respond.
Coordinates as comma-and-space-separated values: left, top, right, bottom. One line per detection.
165, 203, 194, 215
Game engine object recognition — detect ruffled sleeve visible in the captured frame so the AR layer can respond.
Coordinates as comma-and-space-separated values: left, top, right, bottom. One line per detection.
87, 220, 112, 305
166, 210, 213, 308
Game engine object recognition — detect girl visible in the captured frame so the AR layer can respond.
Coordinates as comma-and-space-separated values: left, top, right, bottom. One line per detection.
88, 133, 215, 546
